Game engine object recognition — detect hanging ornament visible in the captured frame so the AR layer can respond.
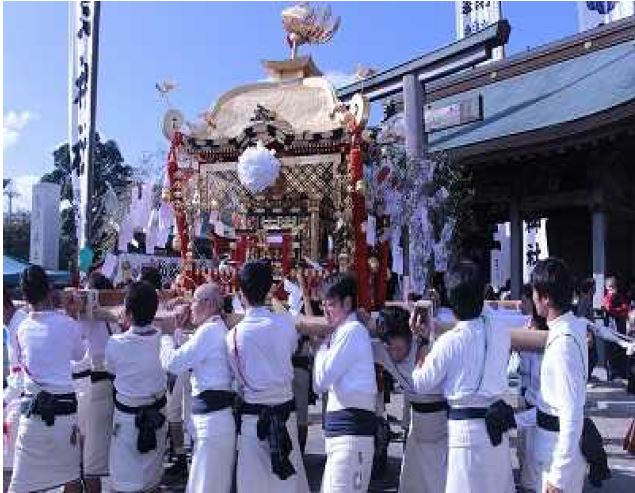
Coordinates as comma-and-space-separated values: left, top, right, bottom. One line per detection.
237, 141, 281, 193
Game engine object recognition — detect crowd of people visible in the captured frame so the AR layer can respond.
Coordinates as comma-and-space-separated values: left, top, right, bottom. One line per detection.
3, 256, 635, 493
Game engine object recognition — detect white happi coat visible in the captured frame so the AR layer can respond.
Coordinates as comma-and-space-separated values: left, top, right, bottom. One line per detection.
82, 320, 119, 478
534, 312, 588, 493
412, 311, 526, 493
227, 306, 309, 493
517, 348, 543, 490
9, 311, 85, 493
373, 340, 447, 493
314, 313, 377, 493
106, 327, 167, 493
161, 315, 235, 493
3, 308, 27, 472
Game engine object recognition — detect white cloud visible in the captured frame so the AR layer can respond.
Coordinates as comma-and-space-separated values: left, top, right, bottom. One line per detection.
324, 70, 357, 89
3, 111, 38, 149
3, 175, 41, 213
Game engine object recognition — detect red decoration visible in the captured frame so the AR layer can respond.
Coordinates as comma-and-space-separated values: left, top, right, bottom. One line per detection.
281, 233, 291, 275
166, 132, 189, 262
350, 131, 371, 310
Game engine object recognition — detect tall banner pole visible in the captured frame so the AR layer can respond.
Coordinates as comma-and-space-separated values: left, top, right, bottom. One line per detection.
70, 1, 100, 272
85, 1, 100, 249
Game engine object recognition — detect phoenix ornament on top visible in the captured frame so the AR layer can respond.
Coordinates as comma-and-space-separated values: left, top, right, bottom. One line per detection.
281, 2, 341, 59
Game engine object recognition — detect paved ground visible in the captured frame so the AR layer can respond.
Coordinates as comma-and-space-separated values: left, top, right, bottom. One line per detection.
158, 371, 635, 492
4, 374, 634, 492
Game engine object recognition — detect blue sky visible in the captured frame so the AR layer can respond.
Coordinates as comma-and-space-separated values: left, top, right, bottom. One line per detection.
3, 1, 578, 210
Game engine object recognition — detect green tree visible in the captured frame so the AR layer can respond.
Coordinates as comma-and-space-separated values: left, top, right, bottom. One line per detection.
3, 212, 31, 261
41, 134, 133, 268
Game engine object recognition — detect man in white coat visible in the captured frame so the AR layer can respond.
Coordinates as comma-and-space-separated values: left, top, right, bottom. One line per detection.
313, 274, 378, 493
372, 306, 447, 493
160, 282, 236, 493
530, 258, 588, 493
81, 272, 121, 493
227, 260, 309, 493
105, 281, 168, 493
412, 260, 517, 493
3, 289, 28, 478
9, 266, 85, 493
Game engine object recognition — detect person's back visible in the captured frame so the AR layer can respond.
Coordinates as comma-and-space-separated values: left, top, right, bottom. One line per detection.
432, 315, 511, 408
18, 310, 85, 394
9, 265, 84, 493
412, 261, 517, 493
105, 281, 168, 493
229, 309, 296, 404
226, 260, 309, 493
107, 329, 165, 402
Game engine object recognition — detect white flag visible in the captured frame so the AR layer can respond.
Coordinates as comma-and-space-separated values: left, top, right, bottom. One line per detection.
523, 218, 549, 283
577, 1, 634, 32
455, 1, 504, 61
69, 1, 100, 250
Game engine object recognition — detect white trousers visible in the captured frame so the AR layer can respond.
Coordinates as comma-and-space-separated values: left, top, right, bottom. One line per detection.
166, 372, 187, 423
399, 409, 448, 493
518, 425, 539, 490
186, 408, 236, 493
9, 413, 81, 493
71, 374, 91, 439
3, 399, 21, 471
109, 407, 168, 492
83, 379, 114, 477
236, 412, 309, 493
535, 428, 587, 493
446, 419, 514, 493
321, 435, 374, 493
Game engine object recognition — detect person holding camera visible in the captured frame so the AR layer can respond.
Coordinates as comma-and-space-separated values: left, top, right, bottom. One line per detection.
373, 305, 448, 493
412, 260, 517, 493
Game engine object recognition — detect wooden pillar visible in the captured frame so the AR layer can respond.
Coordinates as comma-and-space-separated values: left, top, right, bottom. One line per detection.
510, 198, 523, 300
592, 209, 607, 309
590, 177, 607, 309
402, 74, 426, 296
632, 221, 635, 278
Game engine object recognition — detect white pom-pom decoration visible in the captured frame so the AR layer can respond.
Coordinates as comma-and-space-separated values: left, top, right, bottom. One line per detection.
237, 141, 281, 193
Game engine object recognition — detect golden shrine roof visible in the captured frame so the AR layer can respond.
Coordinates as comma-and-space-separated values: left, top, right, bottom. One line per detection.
200, 74, 343, 140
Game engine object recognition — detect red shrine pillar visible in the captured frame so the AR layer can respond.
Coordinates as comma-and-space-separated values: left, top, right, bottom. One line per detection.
350, 131, 371, 310
166, 132, 196, 290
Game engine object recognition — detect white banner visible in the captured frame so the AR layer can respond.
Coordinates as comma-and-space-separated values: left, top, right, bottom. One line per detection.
455, 1, 504, 61
69, 1, 100, 250
491, 222, 511, 292
30, 183, 61, 270
523, 218, 549, 283
490, 219, 549, 288
578, 1, 634, 32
